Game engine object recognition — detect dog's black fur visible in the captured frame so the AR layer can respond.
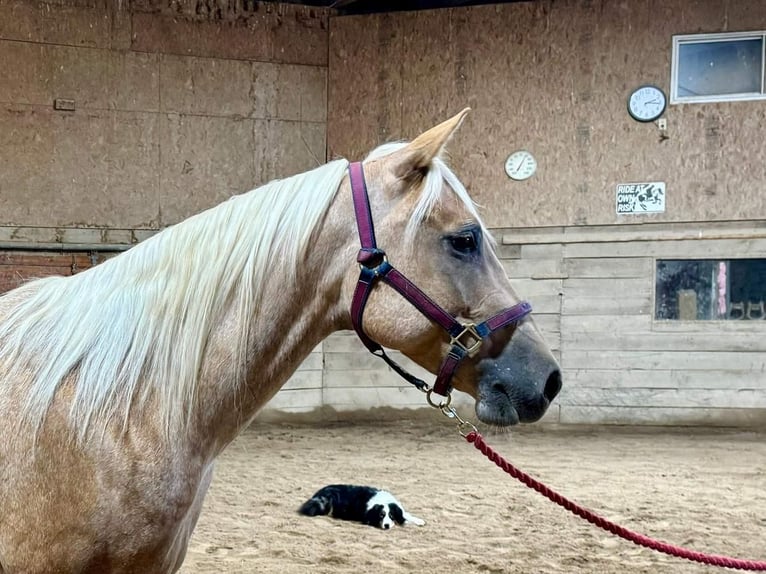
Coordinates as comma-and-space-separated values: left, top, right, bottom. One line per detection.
299, 484, 421, 529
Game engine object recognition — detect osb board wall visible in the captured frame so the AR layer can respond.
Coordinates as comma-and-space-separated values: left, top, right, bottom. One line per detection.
327, 0, 766, 229
0, 0, 328, 230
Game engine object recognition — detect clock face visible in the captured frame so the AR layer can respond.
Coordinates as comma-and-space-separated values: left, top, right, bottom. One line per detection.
504, 150, 537, 181
628, 85, 667, 122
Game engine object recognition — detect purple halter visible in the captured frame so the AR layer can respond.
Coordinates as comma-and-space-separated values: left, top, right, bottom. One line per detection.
347, 161, 532, 397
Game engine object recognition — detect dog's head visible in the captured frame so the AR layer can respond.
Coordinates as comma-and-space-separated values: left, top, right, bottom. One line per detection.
364, 503, 404, 529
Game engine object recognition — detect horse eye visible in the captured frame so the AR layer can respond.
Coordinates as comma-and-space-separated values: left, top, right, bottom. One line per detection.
449, 233, 478, 254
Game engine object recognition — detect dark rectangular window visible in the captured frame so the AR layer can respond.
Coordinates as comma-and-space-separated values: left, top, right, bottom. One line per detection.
656, 259, 766, 320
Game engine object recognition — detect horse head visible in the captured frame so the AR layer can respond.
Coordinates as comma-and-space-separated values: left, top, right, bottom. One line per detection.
339, 109, 561, 426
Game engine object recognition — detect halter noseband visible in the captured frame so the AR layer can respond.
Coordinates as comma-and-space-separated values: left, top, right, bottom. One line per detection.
348, 161, 532, 397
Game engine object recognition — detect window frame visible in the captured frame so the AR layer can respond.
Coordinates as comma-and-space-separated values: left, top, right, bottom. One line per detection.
671, 31, 766, 104
653, 257, 766, 323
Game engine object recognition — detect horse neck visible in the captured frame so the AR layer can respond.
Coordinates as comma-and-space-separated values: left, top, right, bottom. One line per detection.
189, 191, 354, 457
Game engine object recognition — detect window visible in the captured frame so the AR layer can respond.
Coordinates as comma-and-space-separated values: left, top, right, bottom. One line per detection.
655, 259, 766, 320
671, 32, 766, 103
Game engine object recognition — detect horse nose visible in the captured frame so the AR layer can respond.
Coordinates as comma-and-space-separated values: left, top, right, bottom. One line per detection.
544, 369, 562, 403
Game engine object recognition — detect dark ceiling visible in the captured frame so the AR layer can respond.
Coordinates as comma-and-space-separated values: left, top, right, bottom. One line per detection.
268, 0, 524, 15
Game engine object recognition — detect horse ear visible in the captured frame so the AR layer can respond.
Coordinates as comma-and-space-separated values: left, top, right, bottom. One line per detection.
389, 108, 470, 180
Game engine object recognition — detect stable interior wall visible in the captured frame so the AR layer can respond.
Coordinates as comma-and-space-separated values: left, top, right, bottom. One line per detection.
323, 0, 766, 426
3, 0, 766, 425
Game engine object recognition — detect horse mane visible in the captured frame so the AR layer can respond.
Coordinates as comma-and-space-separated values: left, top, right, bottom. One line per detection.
0, 159, 349, 441
0, 143, 485, 443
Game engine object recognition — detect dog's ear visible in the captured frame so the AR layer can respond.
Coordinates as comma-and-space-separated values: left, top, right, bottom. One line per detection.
364, 504, 384, 528
388, 503, 405, 525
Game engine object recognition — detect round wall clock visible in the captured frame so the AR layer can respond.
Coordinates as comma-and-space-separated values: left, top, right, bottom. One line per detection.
504, 150, 537, 181
627, 85, 667, 122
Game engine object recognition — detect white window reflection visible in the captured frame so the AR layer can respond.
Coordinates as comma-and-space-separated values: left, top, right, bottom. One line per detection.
672, 32, 766, 103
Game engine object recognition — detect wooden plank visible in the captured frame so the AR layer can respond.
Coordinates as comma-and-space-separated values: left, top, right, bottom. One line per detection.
0, 253, 74, 267
520, 243, 564, 259
267, 388, 322, 410
565, 238, 766, 259
511, 278, 563, 297
559, 405, 766, 427
502, 258, 566, 279
563, 277, 651, 298
501, 224, 766, 246
562, 295, 652, 316
562, 330, 766, 352
295, 352, 323, 371
565, 257, 653, 279
561, 314, 651, 333
563, 350, 766, 371
523, 294, 561, 314
324, 369, 402, 388
562, 368, 766, 390
529, 313, 560, 334
323, 385, 427, 408
494, 243, 521, 259
281, 370, 322, 391
323, 333, 368, 354
557, 387, 766, 409
652, 320, 766, 334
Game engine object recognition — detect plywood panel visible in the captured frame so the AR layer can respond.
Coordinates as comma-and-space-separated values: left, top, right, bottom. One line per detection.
131, 8, 328, 66
327, 1, 766, 228
0, 107, 160, 229
0, 0, 111, 48
159, 113, 254, 224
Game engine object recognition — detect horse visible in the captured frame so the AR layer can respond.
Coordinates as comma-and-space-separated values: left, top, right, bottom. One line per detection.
0, 108, 561, 573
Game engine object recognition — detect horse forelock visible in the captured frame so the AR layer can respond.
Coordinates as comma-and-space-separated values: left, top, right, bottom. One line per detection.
364, 142, 492, 247
0, 158, 350, 443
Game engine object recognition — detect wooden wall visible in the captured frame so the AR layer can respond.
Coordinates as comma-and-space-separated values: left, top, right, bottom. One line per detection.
327, 0, 766, 229
2, 0, 765, 426
0, 0, 329, 234
501, 221, 766, 426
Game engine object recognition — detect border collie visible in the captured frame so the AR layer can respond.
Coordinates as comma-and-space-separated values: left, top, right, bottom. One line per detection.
299, 485, 426, 530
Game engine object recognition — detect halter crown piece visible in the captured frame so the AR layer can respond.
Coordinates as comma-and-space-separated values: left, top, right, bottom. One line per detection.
347, 162, 532, 397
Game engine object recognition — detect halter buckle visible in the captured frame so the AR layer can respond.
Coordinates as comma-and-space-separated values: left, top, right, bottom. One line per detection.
450, 323, 483, 357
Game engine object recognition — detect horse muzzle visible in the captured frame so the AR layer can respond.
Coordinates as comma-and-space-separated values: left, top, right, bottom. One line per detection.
475, 322, 562, 426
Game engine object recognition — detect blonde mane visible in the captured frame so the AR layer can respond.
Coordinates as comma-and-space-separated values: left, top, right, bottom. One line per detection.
0, 144, 484, 443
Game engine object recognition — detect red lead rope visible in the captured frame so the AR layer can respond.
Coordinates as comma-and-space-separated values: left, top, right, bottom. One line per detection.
465, 431, 766, 571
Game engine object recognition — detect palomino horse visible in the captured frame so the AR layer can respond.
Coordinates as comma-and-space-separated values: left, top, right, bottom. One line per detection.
0, 109, 561, 573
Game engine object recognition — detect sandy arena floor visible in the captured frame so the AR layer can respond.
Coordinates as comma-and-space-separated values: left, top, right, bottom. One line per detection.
180, 416, 766, 574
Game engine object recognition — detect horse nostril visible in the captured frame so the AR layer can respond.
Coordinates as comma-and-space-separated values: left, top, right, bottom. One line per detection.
544, 370, 562, 402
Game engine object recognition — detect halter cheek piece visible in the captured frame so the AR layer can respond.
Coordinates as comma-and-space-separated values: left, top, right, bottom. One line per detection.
348, 161, 532, 397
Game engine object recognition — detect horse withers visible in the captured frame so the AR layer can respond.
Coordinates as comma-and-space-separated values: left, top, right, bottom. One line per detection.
0, 108, 560, 573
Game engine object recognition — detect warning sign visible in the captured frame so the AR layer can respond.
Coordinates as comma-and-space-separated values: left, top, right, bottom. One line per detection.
615, 182, 666, 214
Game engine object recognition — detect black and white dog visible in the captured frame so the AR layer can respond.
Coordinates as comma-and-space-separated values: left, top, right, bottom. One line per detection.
299, 485, 426, 530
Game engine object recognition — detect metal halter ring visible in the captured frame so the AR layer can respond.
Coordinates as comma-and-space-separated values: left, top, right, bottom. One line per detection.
426, 389, 451, 409
425, 389, 477, 436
